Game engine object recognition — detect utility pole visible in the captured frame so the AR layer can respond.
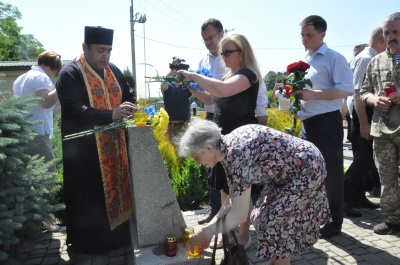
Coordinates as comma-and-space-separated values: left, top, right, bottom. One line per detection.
130, 0, 146, 99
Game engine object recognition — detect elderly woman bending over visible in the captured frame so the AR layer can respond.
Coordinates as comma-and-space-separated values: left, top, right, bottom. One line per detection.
179, 119, 331, 265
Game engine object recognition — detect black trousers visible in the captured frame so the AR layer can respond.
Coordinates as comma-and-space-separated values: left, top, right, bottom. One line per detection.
344, 107, 380, 202
302, 110, 344, 228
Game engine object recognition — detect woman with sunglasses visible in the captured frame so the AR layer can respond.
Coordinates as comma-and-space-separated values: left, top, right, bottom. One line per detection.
178, 33, 262, 249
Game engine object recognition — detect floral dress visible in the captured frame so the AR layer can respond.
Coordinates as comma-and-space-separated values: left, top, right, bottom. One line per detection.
220, 124, 331, 260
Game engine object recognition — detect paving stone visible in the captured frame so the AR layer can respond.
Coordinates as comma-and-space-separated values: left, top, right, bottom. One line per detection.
377, 252, 400, 263
109, 248, 125, 257
26, 257, 43, 265
32, 248, 47, 255
109, 255, 126, 263
385, 246, 400, 255
91, 254, 109, 265
373, 240, 396, 249
35, 242, 50, 249
48, 241, 62, 250
302, 252, 321, 260
351, 247, 370, 255
312, 258, 333, 265
362, 253, 391, 265
59, 254, 73, 264
42, 256, 59, 265
365, 246, 386, 254
74, 257, 92, 265
326, 245, 350, 257
46, 248, 62, 255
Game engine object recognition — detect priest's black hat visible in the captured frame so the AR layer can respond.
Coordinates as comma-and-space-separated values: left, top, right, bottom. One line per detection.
84, 26, 114, 45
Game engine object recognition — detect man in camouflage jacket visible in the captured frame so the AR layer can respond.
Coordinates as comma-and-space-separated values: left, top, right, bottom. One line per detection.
360, 12, 400, 235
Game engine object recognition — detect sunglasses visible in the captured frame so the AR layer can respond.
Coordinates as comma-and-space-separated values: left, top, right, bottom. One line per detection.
202, 30, 222, 43
220, 49, 241, 57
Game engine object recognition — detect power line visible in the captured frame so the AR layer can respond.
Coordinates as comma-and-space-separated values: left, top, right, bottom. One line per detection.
134, 33, 358, 51
134, 33, 204, 50
157, 0, 200, 27
145, 0, 197, 31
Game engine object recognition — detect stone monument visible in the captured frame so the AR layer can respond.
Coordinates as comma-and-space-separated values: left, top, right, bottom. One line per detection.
127, 126, 211, 264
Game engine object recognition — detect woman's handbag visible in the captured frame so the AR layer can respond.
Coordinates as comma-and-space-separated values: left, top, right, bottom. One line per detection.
211, 216, 249, 265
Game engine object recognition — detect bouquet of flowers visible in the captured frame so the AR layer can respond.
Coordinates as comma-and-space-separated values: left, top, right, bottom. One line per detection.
284, 61, 312, 135
285, 60, 312, 115
188, 67, 213, 92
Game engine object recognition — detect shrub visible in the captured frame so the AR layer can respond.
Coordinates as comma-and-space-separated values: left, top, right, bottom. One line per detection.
0, 93, 64, 264
267, 108, 302, 137
151, 108, 208, 210
170, 158, 208, 211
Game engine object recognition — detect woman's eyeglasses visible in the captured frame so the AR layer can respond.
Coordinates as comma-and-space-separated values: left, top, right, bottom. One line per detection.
220, 49, 241, 57
202, 30, 222, 43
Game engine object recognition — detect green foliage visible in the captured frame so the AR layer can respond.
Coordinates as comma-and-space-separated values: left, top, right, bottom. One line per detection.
267, 108, 302, 137
123, 67, 137, 103
266, 90, 278, 108
50, 114, 65, 224
0, 1, 22, 61
0, 2, 44, 61
170, 158, 208, 211
264, 71, 286, 92
149, 108, 208, 209
0, 92, 64, 263
51, 115, 62, 169
14, 34, 45, 61
123, 67, 135, 89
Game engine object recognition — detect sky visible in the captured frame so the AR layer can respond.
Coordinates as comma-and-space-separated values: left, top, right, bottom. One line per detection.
8, 0, 398, 99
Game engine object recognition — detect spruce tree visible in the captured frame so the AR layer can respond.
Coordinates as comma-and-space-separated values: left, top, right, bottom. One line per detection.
0, 91, 63, 264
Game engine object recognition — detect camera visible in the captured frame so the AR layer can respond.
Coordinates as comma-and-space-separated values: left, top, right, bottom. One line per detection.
169, 57, 190, 71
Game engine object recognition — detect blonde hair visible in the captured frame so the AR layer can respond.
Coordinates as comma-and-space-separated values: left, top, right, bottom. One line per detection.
220, 34, 262, 83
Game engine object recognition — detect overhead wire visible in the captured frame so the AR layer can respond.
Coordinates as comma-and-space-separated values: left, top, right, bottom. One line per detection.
138, 0, 357, 52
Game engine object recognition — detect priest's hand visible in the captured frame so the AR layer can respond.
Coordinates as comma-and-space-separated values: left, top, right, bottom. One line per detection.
112, 102, 136, 121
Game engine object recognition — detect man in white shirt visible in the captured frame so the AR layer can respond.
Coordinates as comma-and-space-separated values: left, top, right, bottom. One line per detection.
297, 15, 354, 239
190, 101, 197, 116
344, 27, 386, 217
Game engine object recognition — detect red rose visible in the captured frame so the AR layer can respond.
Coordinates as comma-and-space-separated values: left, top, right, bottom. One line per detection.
384, 87, 396, 97
285, 91, 293, 98
286, 61, 310, 73
284, 85, 292, 93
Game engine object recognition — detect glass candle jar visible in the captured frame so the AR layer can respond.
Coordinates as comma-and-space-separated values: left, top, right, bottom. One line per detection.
186, 234, 202, 257
187, 245, 202, 257
164, 236, 178, 257
182, 227, 194, 247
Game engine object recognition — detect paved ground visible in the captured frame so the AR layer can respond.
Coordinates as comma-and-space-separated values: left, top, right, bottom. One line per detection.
10, 130, 400, 265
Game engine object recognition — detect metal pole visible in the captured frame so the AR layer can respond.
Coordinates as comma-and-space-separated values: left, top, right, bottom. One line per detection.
130, 0, 137, 99
143, 23, 149, 99
129, 3, 139, 263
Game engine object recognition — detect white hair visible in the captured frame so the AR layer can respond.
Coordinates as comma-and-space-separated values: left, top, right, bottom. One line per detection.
385, 12, 400, 23
178, 119, 222, 157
